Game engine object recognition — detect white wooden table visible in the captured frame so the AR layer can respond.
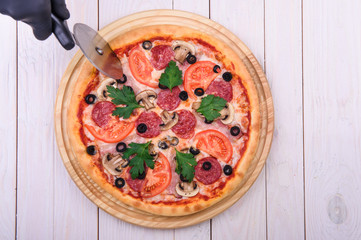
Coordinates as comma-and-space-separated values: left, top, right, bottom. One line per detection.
1, 0, 360, 239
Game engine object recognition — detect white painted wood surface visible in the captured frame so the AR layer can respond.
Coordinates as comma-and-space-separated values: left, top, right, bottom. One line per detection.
0, 15, 16, 240
303, 0, 361, 239
265, 0, 304, 239
1, 0, 361, 239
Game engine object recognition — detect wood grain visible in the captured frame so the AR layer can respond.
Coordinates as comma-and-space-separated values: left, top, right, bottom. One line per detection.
0, 15, 16, 240
210, 0, 267, 239
17, 21, 56, 239
53, 0, 99, 238
55, 9, 273, 229
173, 0, 211, 239
303, 0, 361, 239
265, 0, 305, 239
98, 1, 174, 239
16, 1, 98, 239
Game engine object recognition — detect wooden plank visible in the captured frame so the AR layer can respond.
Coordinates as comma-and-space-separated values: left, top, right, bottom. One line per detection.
52, 1, 99, 239
17, 1, 98, 238
210, 0, 267, 239
303, 0, 361, 239
0, 15, 16, 240
172, 1, 210, 239
264, 0, 304, 239
98, 1, 175, 239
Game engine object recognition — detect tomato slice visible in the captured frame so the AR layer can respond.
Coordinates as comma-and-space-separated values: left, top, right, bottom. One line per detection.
184, 61, 219, 99
85, 119, 135, 143
141, 153, 171, 198
129, 46, 157, 88
194, 130, 233, 163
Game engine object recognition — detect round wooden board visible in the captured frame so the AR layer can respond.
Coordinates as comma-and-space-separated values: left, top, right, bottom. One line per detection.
55, 10, 274, 229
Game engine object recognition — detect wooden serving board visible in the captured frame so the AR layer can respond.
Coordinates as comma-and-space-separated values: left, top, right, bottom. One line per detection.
54, 9, 274, 229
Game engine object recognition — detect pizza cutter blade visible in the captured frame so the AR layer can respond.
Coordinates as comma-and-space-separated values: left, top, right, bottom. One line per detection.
51, 14, 123, 79
72, 23, 123, 80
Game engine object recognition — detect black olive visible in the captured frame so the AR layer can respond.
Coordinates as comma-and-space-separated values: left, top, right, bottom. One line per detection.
137, 123, 147, 133
204, 119, 213, 124
114, 178, 125, 188
138, 171, 146, 179
107, 154, 112, 160
116, 74, 127, 84
213, 65, 221, 73
223, 165, 233, 175
142, 41, 152, 50
116, 142, 127, 152
222, 72, 233, 82
194, 88, 204, 97
86, 145, 96, 155
85, 94, 96, 104
186, 54, 197, 64
202, 161, 212, 171
179, 91, 188, 101
190, 146, 200, 155
158, 83, 168, 89
180, 174, 189, 182
230, 126, 241, 136
158, 141, 169, 150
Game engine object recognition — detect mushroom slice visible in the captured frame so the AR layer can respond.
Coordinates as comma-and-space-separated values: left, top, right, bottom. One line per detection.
148, 143, 159, 160
97, 78, 117, 101
219, 103, 234, 125
172, 40, 196, 64
102, 153, 129, 176
135, 90, 157, 110
159, 110, 179, 130
191, 101, 201, 111
175, 181, 199, 197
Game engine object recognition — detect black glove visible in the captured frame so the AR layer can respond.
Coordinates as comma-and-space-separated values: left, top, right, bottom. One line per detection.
0, 0, 70, 40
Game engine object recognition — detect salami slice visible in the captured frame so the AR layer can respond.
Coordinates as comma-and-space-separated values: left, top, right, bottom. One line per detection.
171, 110, 196, 139
205, 79, 233, 102
195, 157, 222, 185
91, 101, 116, 128
150, 45, 174, 70
135, 111, 162, 138
126, 167, 147, 192
157, 86, 181, 111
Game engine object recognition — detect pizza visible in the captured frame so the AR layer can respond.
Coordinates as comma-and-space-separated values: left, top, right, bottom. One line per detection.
67, 25, 260, 216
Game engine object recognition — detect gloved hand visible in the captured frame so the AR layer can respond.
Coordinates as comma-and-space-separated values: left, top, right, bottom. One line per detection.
0, 0, 70, 40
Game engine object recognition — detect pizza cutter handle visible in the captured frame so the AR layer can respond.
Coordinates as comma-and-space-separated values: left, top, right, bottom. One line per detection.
51, 13, 75, 50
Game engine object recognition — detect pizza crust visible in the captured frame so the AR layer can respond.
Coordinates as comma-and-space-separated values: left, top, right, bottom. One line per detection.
67, 25, 261, 216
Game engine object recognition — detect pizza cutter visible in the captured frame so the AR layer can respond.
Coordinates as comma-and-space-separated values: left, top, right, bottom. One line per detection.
51, 14, 123, 80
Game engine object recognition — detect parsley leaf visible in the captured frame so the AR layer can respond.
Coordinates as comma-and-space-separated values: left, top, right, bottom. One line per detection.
158, 60, 183, 91
107, 85, 143, 119
196, 94, 227, 121
123, 141, 155, 179
175, 149, 197, 182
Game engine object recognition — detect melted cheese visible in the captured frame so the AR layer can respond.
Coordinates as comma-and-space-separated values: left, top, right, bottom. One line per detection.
81, 41, 250, 203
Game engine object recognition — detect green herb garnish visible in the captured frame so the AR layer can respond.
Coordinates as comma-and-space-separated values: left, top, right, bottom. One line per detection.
107, 85, 143, 119
196, 94, 227, 121
158, 60, 183, 91
175, 149, 197, 182
123, 141, 155, 179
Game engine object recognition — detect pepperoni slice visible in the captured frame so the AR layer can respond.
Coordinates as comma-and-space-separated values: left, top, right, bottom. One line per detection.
171, 110, 196, 139
157, 86, 181, 111
91, 101, 116, 128
135, 111, 162, 138
150, 45, 175, 70
126, 167, 148, 192
205, 79, 233, 102
195, 157, 222, 185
